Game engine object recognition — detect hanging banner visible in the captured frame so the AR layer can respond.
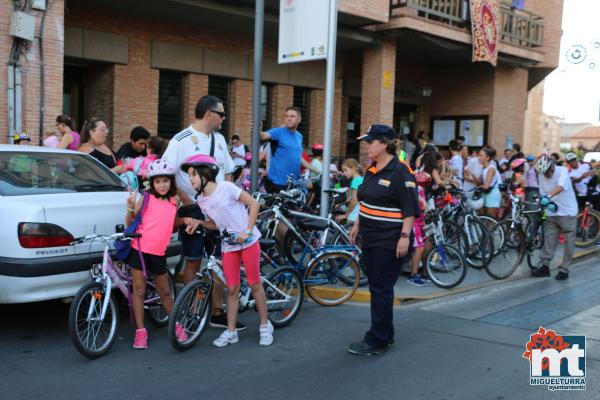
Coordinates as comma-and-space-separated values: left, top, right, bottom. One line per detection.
278, 0, 330, 64
469, 0, 500, 66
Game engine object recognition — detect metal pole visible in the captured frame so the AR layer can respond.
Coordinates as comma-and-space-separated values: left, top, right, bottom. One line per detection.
7, 65, 15, 144
320, 0, 339, 217
250, 0, 265, 192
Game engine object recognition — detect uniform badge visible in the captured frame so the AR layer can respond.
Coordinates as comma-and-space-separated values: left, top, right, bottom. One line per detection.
191, 136, 199, 145
404, 181, 416, 188
378, 179, 391, 187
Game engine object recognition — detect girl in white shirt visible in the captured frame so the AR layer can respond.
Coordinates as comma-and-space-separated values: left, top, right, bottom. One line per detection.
182, 154, 273, 348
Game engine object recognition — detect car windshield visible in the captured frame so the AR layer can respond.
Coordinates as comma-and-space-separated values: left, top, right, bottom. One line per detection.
0, 151, 126, 196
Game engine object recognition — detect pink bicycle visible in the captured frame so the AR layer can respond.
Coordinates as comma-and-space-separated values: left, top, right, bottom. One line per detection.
68, 233, 175, 359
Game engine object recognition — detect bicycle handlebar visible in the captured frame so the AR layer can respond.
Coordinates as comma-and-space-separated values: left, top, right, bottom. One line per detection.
70, 232, 141, 245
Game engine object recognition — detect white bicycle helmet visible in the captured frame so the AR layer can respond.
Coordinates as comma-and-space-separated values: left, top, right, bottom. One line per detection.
146, 159, 176, 178
466, 196, 484, 211
534, 154, 554, 175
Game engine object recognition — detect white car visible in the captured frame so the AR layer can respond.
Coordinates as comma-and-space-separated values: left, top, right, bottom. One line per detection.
0, 145, 182, 304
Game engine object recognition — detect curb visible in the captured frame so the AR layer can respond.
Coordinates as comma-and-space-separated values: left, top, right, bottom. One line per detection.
345, 247, 600, 305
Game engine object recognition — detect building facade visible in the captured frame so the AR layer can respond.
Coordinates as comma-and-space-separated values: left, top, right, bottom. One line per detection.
2, 0, 564, 159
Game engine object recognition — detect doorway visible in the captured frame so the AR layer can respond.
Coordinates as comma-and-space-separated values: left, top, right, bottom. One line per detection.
346, 97, 361, 157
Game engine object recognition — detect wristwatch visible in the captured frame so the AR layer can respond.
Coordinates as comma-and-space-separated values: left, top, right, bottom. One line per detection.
399, 232, 409, 239
244, 229, 253, 235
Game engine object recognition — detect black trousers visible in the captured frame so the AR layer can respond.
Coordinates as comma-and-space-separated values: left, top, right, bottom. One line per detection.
265, 177, 287, 194
362, 246, 411, 347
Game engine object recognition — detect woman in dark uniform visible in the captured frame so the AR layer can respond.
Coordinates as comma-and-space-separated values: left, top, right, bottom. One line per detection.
348, 124, 419, 356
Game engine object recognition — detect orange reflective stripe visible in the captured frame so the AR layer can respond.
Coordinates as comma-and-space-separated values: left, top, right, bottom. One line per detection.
360, 204, 404, 219
400, 160, 414, 174
368, 166, 377, 174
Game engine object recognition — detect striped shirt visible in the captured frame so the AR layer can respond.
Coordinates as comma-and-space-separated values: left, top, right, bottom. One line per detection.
196, 182, 261, 253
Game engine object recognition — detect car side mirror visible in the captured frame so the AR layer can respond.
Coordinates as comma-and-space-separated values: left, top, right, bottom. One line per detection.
115, 224, 124, 233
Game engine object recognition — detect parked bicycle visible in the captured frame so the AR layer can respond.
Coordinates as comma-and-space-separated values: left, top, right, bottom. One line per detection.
68, 233, 176, 359
423, 203, 467, 289
483, 195, 546, 280
257, 191, 362, 304
575, 200, 600, 248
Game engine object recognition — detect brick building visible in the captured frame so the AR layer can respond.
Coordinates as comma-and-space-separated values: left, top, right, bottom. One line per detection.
2, 0, 564, 159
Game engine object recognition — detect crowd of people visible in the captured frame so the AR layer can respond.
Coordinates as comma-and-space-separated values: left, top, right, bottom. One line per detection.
7, 95, 600, 356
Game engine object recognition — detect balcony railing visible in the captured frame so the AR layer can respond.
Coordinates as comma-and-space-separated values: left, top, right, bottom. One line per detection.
390, 0, 544, 48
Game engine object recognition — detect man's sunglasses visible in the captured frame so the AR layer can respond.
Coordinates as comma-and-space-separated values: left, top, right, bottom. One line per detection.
211, 110, 226, 119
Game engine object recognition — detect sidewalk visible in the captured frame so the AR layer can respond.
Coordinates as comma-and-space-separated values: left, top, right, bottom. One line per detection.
348, 244, 600, 304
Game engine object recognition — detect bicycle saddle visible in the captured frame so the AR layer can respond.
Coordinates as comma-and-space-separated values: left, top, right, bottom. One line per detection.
299, 220, 329, 231
259, 239, 277, 250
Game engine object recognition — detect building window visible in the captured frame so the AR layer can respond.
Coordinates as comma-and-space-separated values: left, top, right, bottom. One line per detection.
293, 87, 311, 145
157, 70, 184, 139
208, 76, 232, 141
260, 84, 272, 129
431, 115, 488, 147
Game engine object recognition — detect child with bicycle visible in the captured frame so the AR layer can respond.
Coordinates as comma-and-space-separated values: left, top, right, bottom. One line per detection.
126, 159, 187, 349
336, 158, 363, 223
407, 171, 432, 287
182, 154, 273, 347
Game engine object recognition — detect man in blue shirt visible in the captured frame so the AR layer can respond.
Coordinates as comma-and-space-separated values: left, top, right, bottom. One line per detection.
260, 106, 319, 193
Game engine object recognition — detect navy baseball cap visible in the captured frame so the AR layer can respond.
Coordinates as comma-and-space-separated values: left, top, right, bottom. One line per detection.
357, 124, 397, 141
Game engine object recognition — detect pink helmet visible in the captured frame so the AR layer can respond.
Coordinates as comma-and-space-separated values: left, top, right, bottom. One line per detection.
312, 143, 324, 151
146, 159, 176, 178
244, 152, 252, 161
510, 158, 527, 171
181, 154, 219, 175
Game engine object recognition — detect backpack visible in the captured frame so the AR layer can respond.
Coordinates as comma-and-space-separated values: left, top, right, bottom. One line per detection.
119, 157, 144, 191
114, 192, 149, 262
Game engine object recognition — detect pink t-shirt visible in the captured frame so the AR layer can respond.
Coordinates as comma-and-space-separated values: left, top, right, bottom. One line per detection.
126, 154, 158, 179
67, 131, 81, 150
197, 182, 261, 253
132, 195, 177, 256
43, 136, 60, 148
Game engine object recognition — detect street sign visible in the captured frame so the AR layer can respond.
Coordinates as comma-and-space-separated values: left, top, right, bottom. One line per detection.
278, 0, 330, 64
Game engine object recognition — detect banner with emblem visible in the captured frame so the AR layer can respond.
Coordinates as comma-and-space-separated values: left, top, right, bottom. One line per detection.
469, 0, 500, 66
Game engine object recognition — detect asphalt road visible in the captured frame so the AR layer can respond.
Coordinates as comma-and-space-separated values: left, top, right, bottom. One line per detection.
1, 254, 598, 400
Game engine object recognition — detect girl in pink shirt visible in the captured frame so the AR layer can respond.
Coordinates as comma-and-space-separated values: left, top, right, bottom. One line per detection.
182, 154, 273, 348
126, 159, 186, 349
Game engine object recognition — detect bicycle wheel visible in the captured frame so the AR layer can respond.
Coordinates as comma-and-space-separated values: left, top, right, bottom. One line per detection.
167, 277, 212, 352
146, 272, 176, 327
283, 229, 310, 266
575, 210, 600, 248
462, 218, 489, 269
484, 220, 525, 280
526, 220, 544, 269
442, 221, 467, 247
68, 281, 119, 359
305, 251, 360, 306
424, 243, 467, 289
264, 267, 304, 328
330, 230, 368, 287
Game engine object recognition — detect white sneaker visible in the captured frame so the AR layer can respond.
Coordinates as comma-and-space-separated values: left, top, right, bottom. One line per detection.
212, 330, 239, 347
259, 321, 274, 346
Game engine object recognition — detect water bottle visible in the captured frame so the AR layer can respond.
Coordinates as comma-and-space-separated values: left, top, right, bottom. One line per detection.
208, 257, 227, 285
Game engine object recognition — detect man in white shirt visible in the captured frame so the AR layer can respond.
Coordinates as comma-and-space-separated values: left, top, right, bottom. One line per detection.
162, 95, 240, 330
566, 152, 593, 208
532, 154, 579, 280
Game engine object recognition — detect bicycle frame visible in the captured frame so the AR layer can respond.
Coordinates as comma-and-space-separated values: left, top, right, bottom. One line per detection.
82, 235, 162, 322
202, 254, 295, 312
